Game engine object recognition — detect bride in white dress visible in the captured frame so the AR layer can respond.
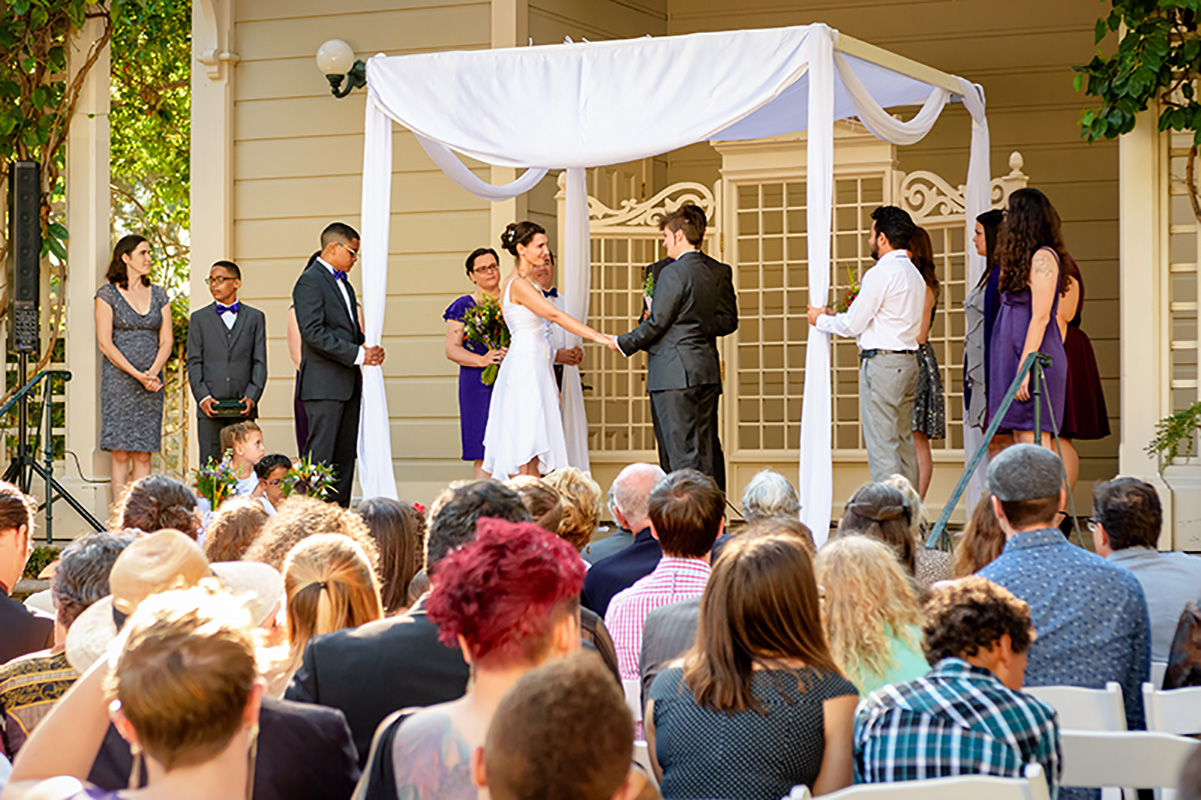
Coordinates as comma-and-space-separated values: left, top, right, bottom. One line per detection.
482, 221, 612, 479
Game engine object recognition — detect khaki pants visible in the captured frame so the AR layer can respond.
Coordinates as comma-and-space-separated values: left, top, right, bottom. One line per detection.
859, 352, 919, 487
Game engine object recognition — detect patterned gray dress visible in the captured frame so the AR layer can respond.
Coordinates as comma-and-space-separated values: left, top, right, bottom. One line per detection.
96, 283, 167, 452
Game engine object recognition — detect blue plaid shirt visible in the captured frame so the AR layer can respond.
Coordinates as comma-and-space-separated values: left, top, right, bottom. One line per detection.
854, 658, 1061, 797
979, 528, 1150, 730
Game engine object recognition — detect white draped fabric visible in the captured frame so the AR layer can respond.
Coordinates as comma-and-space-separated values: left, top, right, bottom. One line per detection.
355, 23, 989, 539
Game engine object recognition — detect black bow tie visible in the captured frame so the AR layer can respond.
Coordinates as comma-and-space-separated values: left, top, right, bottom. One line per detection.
542, 288, 559, 298
216, 302, 240, 316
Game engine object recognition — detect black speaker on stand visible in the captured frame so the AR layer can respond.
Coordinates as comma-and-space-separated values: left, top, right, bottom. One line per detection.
4, 161, 104, 541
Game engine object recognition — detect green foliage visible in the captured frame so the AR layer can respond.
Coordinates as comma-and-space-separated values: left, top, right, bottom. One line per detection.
284, 455, 338, 501
1147, 400, 1201, 470
23, 544, 60, 580
1074, 2, 1200, 143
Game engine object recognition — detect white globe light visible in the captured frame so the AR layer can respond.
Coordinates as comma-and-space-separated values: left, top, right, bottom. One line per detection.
316, 39, 355, 75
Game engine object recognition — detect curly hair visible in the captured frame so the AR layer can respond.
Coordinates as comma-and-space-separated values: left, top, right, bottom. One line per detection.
922, 576, 1033, 663
1093, 477, 1163, 551
204, 498, 269, 563
996, 188, 1070, 295
115, 474, 202, 540
544, 467, 601, 553
426, 519, 585, 668
815, 535, 923, 690
953, 493, 1007, 577
504, 476, 564, 536
242, 495, 379, 574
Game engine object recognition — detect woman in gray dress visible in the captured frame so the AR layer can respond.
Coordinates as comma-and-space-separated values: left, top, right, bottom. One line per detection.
93, 235, 173, 503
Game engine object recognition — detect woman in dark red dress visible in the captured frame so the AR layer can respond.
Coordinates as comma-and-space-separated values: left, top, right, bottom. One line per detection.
1056, 254, 1110, 490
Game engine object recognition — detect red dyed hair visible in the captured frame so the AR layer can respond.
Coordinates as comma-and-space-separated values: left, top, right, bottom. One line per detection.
426, 518, 585, 667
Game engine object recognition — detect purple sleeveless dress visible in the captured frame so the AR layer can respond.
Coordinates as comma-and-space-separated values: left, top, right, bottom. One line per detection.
444, 295, 493, 461
987, 249, 1067, 433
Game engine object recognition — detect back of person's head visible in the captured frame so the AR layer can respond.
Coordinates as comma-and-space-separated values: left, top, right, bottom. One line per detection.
738, 516, 816, 557
254, 453, 292, 480
838, 482, 915, 574
987, 443, 1064, 529
282, 533, 382, 661
814, 535, 922, 689
426, 519, 585, 669
1093, 477, 1163, 551
684, 532, 835, 713
51, 531, 134, 629
243, 495, 379, 573
922, 576, 1033, 666
544, 468, 602, 553
425, 480, 531, 574
204, 498, 269, 562
656, 203, 707, 247
883, 474, 926, 545
740, 468, 799, 523
482, 652, 635, 800
356, 497, 425, 615
407, 568, 430, 605
108, 584, 258, 771
647, 469, 724, 558
870, 205, 916, 249
117, 474, 202, 540
953, 493, 1006, 577
320, 222, 359, 247
504, 476, 564, 536
908, 226, 940, 298
0, 480, 35, 538
218, 420, 261, 457
500, 221, 546, 258
611, 463, 666, 530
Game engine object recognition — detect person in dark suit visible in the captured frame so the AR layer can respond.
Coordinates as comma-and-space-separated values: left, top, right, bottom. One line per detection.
0, 484, 52, 664
88, 696, 360, 800
612, 204, 737, 491
292, 222, 384, 507
581, 463, 665, 616
187, 260, 268, 466
285, 481, 530, 765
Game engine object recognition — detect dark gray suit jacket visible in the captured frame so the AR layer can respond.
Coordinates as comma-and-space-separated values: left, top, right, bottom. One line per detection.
639, 596, 701, 712
293, 261, 365, 402
186, 302, 267, 415
617, 250, 737, 392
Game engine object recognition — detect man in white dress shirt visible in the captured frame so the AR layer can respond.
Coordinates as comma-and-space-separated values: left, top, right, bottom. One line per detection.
531, 251, 583, 390
808, 206, 925, 486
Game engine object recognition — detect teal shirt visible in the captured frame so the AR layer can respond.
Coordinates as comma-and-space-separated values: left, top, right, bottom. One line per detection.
854, 624, 930, 696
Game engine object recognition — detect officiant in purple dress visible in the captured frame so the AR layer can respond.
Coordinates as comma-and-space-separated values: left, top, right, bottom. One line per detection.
444, 247, 507, 479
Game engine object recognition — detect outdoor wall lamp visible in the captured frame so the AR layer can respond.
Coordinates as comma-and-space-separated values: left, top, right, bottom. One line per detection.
316, 39, 366, 98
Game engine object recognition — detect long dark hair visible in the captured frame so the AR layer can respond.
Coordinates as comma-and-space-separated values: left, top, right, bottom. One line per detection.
682, 533, 838, 714
106, 235, 150, 289
837, 483, 915, 576
356, 497, 425, 615
997, 188, 1069, 294
909, 227, 939, 304
974, 209, 1004, 289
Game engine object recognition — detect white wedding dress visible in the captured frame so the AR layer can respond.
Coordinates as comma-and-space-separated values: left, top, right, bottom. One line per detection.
481, 278, 569, 479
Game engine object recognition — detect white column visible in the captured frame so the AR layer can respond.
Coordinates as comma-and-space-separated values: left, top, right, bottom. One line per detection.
61, 7, 112, 523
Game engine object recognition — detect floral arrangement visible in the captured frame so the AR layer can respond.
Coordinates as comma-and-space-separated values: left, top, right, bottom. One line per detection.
834, 265, 862, 313
283, 455, 338, 501
194, 452, 239, 508
643, 271, 655, 299
462, 293, 511, 386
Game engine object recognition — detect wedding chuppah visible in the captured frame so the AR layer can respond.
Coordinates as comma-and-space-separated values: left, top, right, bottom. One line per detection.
352, 23, 991, 539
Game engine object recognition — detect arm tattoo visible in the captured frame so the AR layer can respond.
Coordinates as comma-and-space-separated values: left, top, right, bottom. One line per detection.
1031, 251, 1056, 280
391, 712, 478, 800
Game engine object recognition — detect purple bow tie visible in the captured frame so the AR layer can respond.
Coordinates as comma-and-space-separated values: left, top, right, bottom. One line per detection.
216, 302, 240, 316
543, 287, 559, 298
333, 269, 348, 282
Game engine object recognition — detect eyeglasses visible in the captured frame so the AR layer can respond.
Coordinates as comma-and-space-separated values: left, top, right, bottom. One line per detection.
1085, 518, 1099, 534
337, 242, 359, 259
205, 276, 236, 286
472, 263, 500, 274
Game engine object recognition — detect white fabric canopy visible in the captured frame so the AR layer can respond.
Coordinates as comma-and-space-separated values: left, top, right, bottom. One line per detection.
356, 23, 989, 541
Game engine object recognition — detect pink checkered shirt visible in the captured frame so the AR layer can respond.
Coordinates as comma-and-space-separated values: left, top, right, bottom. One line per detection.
605, 556, 712, 680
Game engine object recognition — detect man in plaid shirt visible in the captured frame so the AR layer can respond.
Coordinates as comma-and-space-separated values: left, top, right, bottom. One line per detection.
854, 576, 1061, 798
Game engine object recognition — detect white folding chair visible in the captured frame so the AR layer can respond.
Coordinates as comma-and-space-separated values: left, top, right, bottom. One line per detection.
1151, 660, 1169, 689
1025, 682, 1126, 731
632, 740, 658, 791
622, 677, 642, 724
1144, 682, 1201, 735
782, 763, 1051, 800
1058, 730, 1199, 800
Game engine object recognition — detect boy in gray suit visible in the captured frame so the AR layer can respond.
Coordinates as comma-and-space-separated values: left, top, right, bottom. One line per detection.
187, 260, 268, 465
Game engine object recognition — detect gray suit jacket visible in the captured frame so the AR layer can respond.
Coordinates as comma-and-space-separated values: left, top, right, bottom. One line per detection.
639, 596, 701, 712
293, 261, 365, 403
186, 301, 267, 415
617, 250, 737, 392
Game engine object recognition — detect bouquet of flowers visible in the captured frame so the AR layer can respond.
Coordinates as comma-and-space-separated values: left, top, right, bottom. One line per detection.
462, 293, 511, 386
643, 271, 655, 314
194, 452, 239, 508
283, 455, 338, 501
834, 265, 862, 313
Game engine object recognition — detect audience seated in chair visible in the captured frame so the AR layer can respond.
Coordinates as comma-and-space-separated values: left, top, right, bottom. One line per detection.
203, 496, 269, 562
739, 468, 799, 523
835, 482, 918, 578
885, 473, 951, 592
244, 494, 379, 573
953, 492, 1007, 577
854, 575, 1061, 794
1091, 476, 1200, 662
584, 463, 667, 614
546, 466, 604, 556
356, 497, 425, 616
583, 480, 635, 565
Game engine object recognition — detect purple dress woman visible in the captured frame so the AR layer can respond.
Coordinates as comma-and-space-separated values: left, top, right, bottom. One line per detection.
988, 248, 1067, 433
444, 295, 493, 461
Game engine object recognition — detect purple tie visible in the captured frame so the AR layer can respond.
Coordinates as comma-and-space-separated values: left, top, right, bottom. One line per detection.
216, 302, 240, 316
333, 269, 348, 282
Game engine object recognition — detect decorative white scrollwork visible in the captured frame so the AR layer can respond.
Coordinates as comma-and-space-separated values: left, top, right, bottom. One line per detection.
588, 181, 718, 233
898, 151, 1028, 223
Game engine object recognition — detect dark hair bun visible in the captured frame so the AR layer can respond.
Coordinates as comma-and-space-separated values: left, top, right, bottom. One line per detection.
499, 221, 547, 258
500, 223, 520, 256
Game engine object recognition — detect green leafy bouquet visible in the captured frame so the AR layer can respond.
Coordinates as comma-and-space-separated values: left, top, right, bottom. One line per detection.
283, 455, 338, 501
834, 265, 862, 313
194, 452, 239, 508
462, 294, 511, 386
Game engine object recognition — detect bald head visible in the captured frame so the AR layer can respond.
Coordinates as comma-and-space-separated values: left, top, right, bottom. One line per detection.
610, 463, 665, 533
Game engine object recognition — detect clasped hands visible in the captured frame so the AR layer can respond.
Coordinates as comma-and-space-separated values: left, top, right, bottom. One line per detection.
806, 305, 835, 326
362, 345, 386, 367
137, 370, 162, 393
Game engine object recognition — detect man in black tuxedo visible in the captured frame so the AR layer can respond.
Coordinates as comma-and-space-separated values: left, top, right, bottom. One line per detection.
612, 204, 738, 491
186, 260, 267, 465
292, 222, 384, 507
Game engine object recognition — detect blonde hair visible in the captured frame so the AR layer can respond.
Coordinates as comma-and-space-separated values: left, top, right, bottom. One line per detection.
814, 535, 922, 689
244, 495, 380, 573
282, 534, 383, 674
204, 497, 269, 562
108, 583, 257, 771
219, 420, 261, 456
883, 474, 926, 544
544, 467, 601, 553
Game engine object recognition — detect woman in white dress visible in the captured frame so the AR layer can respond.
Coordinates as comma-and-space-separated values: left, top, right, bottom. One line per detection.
482, 221, 612, 479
